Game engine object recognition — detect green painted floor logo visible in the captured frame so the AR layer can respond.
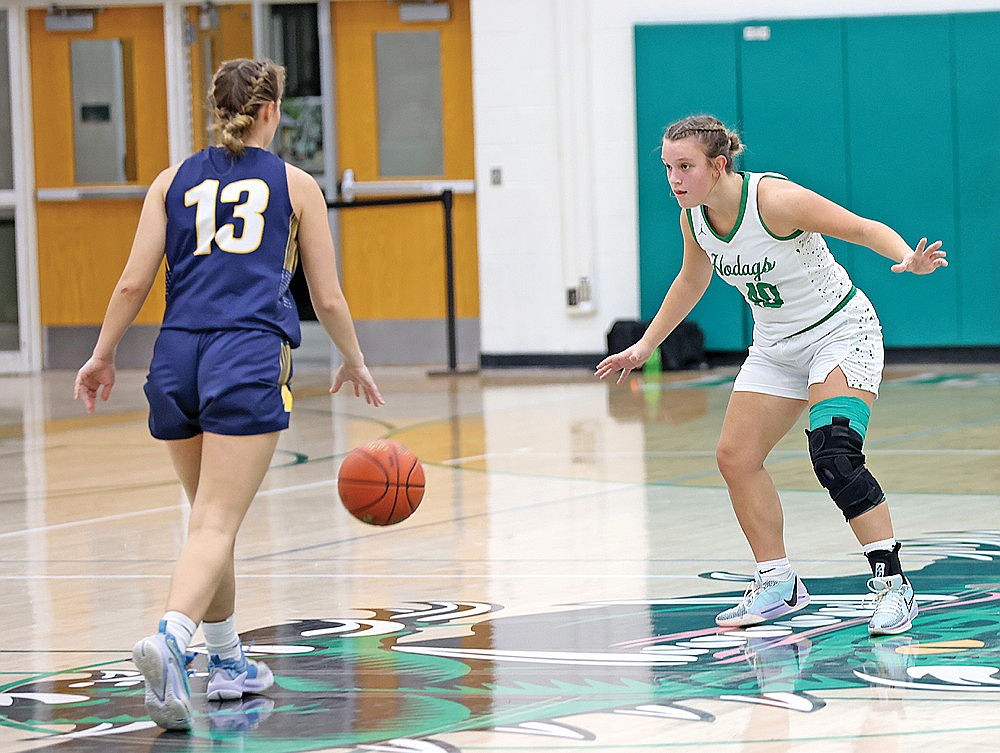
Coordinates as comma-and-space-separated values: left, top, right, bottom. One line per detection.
3, 531, 999, 752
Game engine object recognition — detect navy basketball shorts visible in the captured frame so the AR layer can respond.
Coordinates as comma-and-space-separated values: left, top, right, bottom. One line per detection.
144, 329, 294, 440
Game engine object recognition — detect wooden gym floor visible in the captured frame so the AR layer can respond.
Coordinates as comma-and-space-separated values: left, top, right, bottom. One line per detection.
0, 361, 998, 752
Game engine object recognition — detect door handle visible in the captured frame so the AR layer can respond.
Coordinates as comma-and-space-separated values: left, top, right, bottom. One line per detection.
339, 168, 474, 202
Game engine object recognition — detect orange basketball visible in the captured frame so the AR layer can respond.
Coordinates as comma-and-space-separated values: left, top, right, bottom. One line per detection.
337, 440, 425, 526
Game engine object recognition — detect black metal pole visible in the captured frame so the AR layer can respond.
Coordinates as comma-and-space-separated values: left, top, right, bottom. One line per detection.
441, 189, 457, 372
327, 189, 475, 375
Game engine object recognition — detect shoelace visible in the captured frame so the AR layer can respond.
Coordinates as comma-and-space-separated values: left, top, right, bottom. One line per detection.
192, 640, 255, 674
862, 579, 883, 611
738, 579, 764, 609
182, 651, 199, 677
864, 579, 907, 617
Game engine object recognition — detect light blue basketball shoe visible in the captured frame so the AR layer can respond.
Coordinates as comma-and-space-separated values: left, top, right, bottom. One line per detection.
206, 652, 274, 701
716, 571, 811, 627
132, 626, 193, 730
867, 574, 918, 636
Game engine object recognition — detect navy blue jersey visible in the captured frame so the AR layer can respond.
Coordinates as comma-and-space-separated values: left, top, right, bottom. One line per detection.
162, 147, 301, 346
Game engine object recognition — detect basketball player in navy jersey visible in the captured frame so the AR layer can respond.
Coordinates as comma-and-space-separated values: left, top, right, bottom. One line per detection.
596, 114, 947, 639
75, 59, 382, 730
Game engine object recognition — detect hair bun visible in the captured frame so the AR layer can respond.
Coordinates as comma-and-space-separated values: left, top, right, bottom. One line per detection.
209, 58, 286, 156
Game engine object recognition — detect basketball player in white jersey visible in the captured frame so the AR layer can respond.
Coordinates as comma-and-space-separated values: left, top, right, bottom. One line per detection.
596, 114, 947, 636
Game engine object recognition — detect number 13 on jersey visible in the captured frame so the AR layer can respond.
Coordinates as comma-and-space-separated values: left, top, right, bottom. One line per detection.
185, 178, 271, 255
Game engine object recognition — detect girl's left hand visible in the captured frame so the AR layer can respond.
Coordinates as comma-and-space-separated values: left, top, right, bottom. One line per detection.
892, 238, 948, 274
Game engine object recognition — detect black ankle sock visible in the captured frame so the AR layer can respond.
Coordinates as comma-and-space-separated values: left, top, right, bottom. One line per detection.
865, 541, 905, 581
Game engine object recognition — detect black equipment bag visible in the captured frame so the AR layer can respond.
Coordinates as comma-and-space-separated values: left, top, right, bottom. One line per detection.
605, 318, 708, 371
660, 319, 708, 370
605, 319, 648, 357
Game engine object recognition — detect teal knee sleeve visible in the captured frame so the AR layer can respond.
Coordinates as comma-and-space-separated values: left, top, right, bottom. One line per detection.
809, 396, 870, 440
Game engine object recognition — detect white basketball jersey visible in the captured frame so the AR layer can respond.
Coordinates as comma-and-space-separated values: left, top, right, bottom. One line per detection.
688, 172, 855, 343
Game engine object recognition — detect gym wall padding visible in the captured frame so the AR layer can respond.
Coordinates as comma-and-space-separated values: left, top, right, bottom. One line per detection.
635, 12, 1000, 349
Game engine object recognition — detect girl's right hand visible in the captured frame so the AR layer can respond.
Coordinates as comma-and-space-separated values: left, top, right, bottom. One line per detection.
594, 341, 655, 384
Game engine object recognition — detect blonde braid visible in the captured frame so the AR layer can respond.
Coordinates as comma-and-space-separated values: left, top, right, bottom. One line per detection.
243, 60, 270, 116
210, 59, 285, 156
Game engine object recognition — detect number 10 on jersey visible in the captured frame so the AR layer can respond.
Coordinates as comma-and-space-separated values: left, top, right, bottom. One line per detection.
745, 281, 784, 308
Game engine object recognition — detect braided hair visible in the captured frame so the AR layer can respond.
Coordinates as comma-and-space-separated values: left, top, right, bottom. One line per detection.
209, 59, 286, 155
664, 115, 743, 171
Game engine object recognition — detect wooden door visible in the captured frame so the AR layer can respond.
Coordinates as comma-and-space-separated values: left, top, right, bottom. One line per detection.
331, 0, 478, 330
185, 3, 254, 152
29, 6, 169, 329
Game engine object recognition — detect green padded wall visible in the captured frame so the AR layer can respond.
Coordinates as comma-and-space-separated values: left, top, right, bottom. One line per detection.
634, 12, 1000, 350
953, 13, 1000, 344
739, 19, 848, 205
843, 15, 959, 346
739, 18, 854, 275
634, 23, 747, 350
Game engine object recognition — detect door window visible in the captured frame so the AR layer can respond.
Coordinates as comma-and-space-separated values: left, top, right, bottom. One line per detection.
374, 30, 443, 176
268, 3, 324, 178
0, 10, 12, 189
0, 208, 17, 350
70, 38, 136, 183
0, 10, 19, 352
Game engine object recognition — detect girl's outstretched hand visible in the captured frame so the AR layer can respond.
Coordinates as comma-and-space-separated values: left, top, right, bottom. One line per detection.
594, 341, 655, 384
331, 364, 385, 407
892, 238, 947, 274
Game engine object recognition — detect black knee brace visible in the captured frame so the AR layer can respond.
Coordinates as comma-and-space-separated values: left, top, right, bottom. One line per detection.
806, 417, 885, 521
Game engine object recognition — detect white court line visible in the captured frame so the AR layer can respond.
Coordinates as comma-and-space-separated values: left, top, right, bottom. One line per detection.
443, 450, 713, 464
257, 479, 336, 496
852, 449, 1000, 454
443, 448, 1000, 464
0, 504, 184, 542
0, 573, 700, 580
0, 479, 336, 541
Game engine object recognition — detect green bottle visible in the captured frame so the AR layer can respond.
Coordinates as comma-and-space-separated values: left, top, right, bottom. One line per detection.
642, 345, 662, 375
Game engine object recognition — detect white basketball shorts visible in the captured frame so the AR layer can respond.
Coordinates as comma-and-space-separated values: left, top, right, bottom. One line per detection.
733, 288, 884, 400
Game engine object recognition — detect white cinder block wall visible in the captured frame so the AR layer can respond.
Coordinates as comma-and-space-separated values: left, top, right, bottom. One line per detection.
470, 0, 1000, 360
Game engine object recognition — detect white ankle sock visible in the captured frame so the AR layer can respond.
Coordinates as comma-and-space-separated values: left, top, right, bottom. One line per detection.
863, 537, 897, 555
160, 611, 197, 655
202, 615, 243, 662
756, 557, 792, 582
